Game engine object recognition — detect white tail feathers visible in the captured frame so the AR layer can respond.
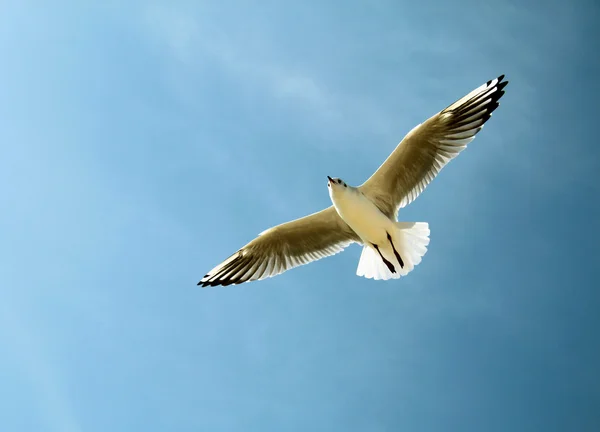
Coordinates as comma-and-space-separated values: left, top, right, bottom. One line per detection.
356, 222, 430, 281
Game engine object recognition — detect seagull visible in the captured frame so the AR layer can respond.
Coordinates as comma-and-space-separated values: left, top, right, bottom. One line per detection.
199, 75, 508, 287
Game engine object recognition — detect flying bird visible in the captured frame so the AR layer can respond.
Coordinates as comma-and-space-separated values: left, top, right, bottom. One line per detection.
199, 75, 508, 287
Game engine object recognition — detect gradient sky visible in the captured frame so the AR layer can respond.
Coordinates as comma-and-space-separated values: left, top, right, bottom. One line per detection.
1, 1, 599, 431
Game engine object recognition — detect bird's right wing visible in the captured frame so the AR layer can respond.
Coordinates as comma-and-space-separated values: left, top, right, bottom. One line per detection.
360, 75, 508, 218
199, 206, 360, 287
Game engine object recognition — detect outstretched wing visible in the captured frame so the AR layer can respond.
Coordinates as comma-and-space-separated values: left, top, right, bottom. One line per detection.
199, 206, 359, 287
360, 75, 508, 218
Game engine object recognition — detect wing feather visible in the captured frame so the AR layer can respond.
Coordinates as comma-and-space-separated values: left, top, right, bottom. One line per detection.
198, 206, 359, 287
360, 75, 508, 218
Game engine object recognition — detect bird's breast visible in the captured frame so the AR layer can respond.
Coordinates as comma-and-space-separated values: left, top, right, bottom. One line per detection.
332, 191, 392, 243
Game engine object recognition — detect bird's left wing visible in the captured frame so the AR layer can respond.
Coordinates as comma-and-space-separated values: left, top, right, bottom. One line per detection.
199, 206, 359, 287
360, 75, 508, 218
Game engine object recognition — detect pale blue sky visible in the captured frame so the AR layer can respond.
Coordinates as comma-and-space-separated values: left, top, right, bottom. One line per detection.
1, 1, 599, 431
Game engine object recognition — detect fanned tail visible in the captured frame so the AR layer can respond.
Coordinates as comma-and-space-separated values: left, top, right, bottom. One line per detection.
356, 222, 430, 280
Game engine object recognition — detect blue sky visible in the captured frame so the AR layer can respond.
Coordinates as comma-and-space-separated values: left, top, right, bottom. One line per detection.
1, 0, 599, 431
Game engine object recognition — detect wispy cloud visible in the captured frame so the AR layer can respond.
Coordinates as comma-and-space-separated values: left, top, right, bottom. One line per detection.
140, 4, 391, 136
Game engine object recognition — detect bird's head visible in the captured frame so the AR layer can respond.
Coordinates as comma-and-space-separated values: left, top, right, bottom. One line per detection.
327, 176, 351, 198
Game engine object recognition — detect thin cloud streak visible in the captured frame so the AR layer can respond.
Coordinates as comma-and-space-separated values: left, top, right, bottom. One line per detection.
141, 4, 393, 137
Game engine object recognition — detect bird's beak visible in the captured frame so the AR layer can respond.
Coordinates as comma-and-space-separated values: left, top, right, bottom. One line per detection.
327, 176, 333, 183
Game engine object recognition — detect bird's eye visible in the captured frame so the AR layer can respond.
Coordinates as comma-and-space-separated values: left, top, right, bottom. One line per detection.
344, 183, 347, 187
337, 179, 341, 184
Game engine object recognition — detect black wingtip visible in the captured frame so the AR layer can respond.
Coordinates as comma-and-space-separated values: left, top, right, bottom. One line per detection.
498, 75, 509, 89
487, 74, 507, 87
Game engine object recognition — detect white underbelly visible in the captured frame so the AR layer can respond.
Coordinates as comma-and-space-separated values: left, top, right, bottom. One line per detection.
333, 193, 392, 244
